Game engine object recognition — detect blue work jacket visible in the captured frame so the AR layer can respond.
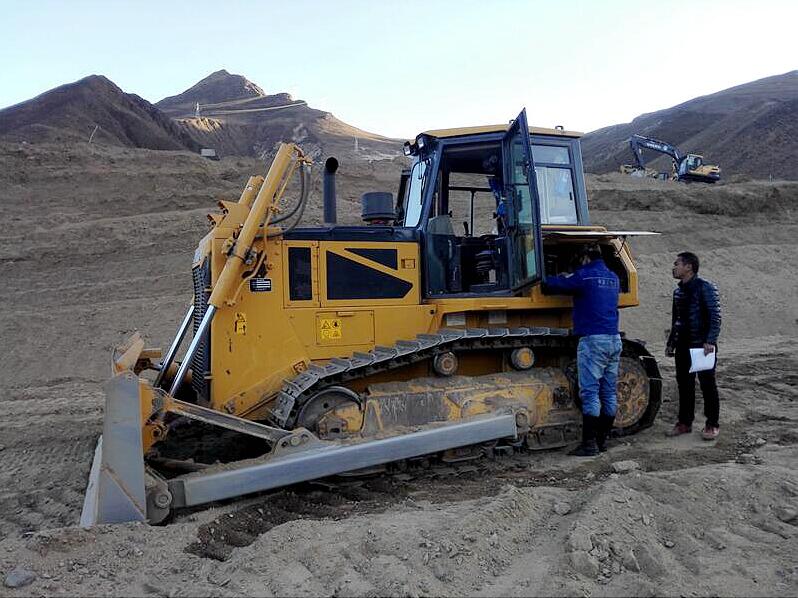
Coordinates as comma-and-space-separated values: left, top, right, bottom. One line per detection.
543, 259, 620, 337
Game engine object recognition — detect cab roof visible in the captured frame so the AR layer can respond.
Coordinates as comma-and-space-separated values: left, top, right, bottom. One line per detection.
419, 124, 583, 140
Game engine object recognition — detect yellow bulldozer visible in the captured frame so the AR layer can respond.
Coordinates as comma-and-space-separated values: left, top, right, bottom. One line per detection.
81, 109, 661, 525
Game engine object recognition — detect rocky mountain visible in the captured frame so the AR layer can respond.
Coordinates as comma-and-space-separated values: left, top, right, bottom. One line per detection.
155, 70, 401, 161
0, 70, 402, 162
0, 75, 201, 151
157, 69, 266, 113
5, 69, 795, 177
581, 70, 798, 180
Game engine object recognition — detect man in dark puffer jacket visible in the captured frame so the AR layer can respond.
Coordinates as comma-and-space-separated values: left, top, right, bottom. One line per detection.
665, 251, 722, 440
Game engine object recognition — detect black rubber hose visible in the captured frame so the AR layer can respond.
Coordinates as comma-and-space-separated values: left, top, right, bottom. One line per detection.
269, 162, 308, 224
268, 164, 310, 236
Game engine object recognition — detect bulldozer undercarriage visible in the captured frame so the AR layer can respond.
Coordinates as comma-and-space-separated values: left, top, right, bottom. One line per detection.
82, 327, 660, 526
273, 326, 659, 438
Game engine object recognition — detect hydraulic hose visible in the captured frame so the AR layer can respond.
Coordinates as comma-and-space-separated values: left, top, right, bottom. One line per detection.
269, 162, 308, 224
230, 163, 311, 304
268, 162, 310, 235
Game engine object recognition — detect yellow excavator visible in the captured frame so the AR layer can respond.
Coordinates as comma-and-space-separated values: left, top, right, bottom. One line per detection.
81, 110, 661, 525
620, 134, 721, 183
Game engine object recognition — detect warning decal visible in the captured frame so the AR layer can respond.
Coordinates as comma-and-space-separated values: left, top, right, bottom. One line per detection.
319, 318, 342, 340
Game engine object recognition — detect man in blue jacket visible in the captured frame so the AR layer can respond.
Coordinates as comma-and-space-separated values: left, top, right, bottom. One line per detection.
543, 244, 621, 456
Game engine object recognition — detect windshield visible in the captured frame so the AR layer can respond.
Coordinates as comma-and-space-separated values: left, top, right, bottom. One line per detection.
402, 158, 427, 227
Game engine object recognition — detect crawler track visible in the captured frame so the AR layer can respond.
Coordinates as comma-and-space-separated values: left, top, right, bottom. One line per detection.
273, 327, 662, 437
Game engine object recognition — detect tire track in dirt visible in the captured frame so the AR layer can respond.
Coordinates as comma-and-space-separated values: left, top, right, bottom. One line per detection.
0, 382, 102, 539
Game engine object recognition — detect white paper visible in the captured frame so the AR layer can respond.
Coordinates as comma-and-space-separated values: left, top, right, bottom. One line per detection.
689, 348, 716, 373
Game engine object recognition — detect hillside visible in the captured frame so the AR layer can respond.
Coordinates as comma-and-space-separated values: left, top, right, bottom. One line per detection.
581, 70, 798, 180
5, 69, 795, 174
0, 70, 402, 162
156, 70, 402, 161
0, 75, 200, 151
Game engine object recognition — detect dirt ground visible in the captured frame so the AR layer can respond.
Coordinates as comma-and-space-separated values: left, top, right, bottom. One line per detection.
0, 143, 797, 596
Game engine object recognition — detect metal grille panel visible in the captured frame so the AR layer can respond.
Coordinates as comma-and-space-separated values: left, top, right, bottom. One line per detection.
191, 260, 212, 404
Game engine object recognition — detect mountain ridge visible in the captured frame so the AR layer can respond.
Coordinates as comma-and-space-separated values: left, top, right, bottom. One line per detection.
2, 70, 796, 177
0, 70, 401, 161
156, 69, 400, 160
0, 75, 201, 151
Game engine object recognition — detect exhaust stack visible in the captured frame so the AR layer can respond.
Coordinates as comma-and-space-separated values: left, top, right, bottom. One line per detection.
323, 157, 339, 224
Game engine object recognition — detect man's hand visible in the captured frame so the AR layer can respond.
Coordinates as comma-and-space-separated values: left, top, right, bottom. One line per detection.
703, 343, 716, 356
665, 345, 675, 357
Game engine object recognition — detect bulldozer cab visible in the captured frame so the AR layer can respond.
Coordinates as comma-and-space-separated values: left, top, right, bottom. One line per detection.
399, 109, 589, 297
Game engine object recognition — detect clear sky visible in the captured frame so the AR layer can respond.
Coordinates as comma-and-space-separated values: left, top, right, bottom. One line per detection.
1, 0, 796, 139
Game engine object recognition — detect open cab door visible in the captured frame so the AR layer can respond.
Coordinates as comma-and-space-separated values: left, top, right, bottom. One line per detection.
502, 109, 544, 292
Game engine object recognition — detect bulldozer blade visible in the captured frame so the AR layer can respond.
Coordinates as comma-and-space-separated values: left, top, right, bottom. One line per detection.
167, 412, 518, 511
80, 372, 147, 526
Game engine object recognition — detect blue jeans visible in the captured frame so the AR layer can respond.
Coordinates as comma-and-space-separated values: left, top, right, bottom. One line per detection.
577, 334, 622, 417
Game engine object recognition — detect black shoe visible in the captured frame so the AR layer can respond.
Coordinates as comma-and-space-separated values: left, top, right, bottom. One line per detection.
570, 415, 600, 457
570, 439, 600, 456
596, 413, 616, 453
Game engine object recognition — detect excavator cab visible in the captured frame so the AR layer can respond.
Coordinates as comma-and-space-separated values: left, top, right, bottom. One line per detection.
684, 154, 704, 171
677, 153, 721, 183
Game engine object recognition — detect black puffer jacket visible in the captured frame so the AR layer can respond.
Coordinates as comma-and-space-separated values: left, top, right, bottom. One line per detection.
667, 276, 722, 347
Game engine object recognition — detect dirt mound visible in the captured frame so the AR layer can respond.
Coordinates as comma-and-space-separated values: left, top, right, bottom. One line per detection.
0, 75, 200, 152
586, 173, 798, 216
582, 70, 798, 180
3, 445, 797, 596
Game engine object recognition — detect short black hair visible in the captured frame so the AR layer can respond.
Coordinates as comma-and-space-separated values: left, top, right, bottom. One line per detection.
677, 251, 699, 274
583, 244, 603, 261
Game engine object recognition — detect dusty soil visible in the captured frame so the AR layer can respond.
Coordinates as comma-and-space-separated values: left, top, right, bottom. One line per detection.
1, 143, 797, 596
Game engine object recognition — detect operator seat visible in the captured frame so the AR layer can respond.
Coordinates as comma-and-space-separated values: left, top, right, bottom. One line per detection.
426, 215, 462, 294
427, 214, 454, 236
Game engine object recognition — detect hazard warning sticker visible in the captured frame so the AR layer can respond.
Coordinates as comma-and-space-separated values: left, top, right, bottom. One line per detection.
319, 318, 342, 340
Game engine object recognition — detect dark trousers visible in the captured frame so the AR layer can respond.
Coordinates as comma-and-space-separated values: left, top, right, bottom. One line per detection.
675, 346, 720, 428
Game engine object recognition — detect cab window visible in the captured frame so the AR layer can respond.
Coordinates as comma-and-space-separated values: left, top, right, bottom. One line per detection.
531, 143, 578, 224
401, 158, 428, 227
686, 155, 701, 170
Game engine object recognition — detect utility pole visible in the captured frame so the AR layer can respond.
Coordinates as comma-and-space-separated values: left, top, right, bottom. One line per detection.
195, 102, 201, 118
